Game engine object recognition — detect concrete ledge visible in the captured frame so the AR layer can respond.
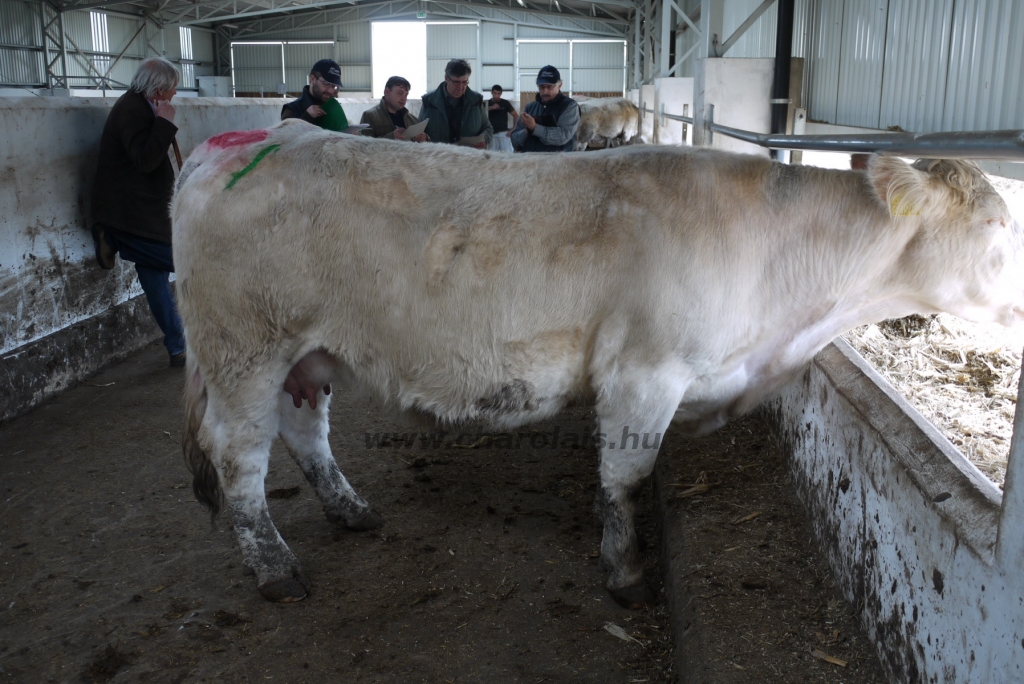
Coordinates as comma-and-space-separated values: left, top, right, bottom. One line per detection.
1, 293, 159, 423
767, 340, 1022, 683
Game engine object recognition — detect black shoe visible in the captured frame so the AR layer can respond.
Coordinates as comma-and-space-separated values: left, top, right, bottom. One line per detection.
92, 224, 116, 270
170, 352, 186, 368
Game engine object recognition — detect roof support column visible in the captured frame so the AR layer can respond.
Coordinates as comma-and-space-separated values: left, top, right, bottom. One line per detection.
692, 0, 722, 146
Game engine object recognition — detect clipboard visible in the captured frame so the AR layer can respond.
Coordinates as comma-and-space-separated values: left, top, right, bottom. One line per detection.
456, 133, 487, 147
402, 119, 429, 138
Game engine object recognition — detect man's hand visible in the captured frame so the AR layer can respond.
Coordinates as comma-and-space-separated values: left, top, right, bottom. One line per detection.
306, 105, 326, 119
411, 133, 428, 143
393, 127, 407, 140
488, 102, 500, 111
521, 112, 536, 132
472, 141, 486, 149
154, 100, 176, 122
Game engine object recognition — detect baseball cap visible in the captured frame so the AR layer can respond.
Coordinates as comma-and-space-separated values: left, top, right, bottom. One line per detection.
312, 59, 343, 87
536, 65, 561, 85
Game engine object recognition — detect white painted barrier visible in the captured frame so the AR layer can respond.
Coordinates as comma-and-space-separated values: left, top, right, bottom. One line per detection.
771, 339, 1024, 683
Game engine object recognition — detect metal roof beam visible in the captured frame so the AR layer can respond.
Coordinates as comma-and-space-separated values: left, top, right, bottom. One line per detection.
209, 0, 628, 32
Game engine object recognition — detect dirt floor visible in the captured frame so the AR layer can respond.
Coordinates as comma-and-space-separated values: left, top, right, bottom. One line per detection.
657, 414, 887, 683
1, 341, 885, 683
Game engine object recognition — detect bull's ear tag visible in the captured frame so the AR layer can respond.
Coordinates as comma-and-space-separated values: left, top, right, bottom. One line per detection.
889, 192, 921, 217
225, 144, 281, 190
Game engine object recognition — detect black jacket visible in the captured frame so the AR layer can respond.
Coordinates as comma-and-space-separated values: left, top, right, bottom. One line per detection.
281, 86, 327, 127
91, 89, 179, 243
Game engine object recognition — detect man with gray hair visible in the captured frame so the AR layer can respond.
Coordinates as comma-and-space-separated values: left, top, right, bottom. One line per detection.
419, 58, 492, 148
91, 56, 186, 367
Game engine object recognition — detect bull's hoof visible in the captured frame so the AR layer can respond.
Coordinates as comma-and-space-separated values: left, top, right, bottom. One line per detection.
257, 575, 308, 603
328, 508, 383, 531
609, 583, 657, 610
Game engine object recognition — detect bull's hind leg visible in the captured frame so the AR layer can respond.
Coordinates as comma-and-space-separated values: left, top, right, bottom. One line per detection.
595, 369, 685, 608
202, 389, 308, 602
277, 392, 383, 531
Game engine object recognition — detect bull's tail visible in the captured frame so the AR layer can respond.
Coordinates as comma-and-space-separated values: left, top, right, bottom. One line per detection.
182, 356, 222, 521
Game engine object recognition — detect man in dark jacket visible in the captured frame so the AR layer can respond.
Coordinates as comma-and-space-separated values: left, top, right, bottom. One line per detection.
419, 59, 492, 148
510, 65, 580, 153
281, 59, 343, 127
91, 56, 186, 367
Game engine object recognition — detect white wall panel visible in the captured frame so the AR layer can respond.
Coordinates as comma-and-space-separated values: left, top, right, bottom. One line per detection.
336, 21, 371, 63
0, 46, 42, 85
481, 21, 513, 64
943, 0, 1024, 131
192, 29, 215, 64
427, 23, 479, 91
0, 0, 38, 46
517, 42, 568, 70
0, 0, 42, 84
805, 0, 844, 124
878, 0, 953, 132
834, 0, 887, 128
232, 43, 282, 94
571, 41, 624, 93
481, 65, 513, 90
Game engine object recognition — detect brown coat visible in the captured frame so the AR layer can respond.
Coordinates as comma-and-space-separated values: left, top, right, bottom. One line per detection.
92, 89, 178, 243
359, 99, 418, 139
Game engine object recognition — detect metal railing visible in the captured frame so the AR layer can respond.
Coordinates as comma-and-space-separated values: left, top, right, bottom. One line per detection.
640, 104, 1024, 160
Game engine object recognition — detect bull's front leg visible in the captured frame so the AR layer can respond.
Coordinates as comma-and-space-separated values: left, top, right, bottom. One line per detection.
595, 370, 685, 608
277, 392, 383, 531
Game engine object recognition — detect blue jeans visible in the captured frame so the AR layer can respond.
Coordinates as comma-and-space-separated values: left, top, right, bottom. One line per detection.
103, 226, 185, 357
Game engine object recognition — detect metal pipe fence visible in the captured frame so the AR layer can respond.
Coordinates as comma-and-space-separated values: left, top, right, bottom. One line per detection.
640, 105, 1024, 160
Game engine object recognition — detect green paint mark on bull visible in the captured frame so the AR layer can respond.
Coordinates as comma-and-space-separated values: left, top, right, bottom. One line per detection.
225, 144, 281, 190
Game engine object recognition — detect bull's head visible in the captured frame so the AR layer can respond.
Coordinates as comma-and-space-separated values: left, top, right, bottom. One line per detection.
867, 155, 1024, 327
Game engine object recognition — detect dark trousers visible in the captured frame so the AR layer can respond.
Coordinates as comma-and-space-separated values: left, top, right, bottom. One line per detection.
103, 226, 185, 357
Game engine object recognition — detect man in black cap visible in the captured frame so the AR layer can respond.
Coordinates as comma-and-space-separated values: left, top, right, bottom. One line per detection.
510, 65, 580, 153
281, 59, 343, 126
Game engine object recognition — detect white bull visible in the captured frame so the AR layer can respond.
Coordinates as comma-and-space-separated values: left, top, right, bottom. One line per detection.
575, 97, 642, 150
172, 120, 1024, 606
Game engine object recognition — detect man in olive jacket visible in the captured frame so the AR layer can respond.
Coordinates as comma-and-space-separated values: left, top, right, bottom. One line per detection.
419, 59, 492, 148
91, 57, 186, 367
360, 76, 427, 141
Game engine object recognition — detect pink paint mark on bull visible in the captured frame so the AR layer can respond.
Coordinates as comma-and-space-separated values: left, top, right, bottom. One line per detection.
207, 129, 270, 149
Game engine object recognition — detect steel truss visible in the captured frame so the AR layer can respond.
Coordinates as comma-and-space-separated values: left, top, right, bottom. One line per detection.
204, 0, 628, 36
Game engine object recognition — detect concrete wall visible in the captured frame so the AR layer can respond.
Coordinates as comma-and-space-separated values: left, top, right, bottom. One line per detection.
652, 77, 693, 145
0, 96, 370, 422
769, 340, 1023, 683
700, 58, 774, 157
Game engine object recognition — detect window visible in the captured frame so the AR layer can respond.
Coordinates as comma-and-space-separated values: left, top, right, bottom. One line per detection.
371, 22, 426, 97
90, 12, 110, 81
179, 27, 195, 88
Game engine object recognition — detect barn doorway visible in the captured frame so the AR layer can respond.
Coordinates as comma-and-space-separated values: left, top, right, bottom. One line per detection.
371, 22, 427, 98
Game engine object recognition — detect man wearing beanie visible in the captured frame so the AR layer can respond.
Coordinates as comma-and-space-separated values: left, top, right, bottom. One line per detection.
510, 65, 580, 153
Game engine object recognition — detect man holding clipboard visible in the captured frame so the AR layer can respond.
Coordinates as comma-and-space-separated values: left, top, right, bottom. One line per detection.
360, 76, 429, 142
510, 65, 580, 153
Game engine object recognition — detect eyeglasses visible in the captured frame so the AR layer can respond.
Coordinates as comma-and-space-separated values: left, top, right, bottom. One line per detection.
315, 76, 339, 93
446, 76, 470, 87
